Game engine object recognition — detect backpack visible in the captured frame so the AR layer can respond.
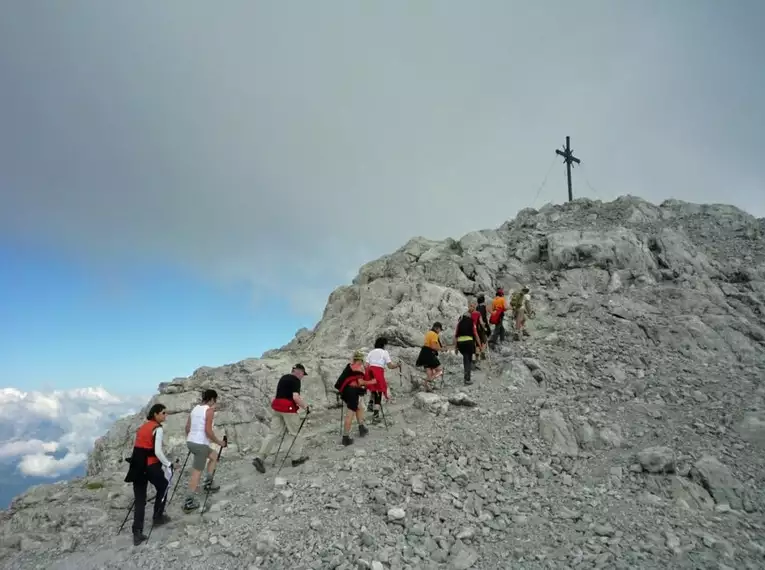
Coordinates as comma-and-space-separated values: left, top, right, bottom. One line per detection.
456, 315, 474, 337
511, 291, 524, 311
489, 308, 501, 324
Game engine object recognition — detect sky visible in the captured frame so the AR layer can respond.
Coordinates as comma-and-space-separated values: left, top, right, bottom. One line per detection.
1, 0, 764, 397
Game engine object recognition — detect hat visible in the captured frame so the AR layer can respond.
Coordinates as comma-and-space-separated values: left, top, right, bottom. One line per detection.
292, 363, 308, 375
352, 350, 365, 361
496, 288, 504, 295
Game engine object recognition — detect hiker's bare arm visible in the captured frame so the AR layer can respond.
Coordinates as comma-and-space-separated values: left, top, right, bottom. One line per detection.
204, 407, 224, 447
185, 416, 191, 436
293, 392, 308, 409
386, 362, 400, 369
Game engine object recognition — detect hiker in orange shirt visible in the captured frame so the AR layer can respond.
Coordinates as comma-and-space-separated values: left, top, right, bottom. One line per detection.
488, 288, 508, 347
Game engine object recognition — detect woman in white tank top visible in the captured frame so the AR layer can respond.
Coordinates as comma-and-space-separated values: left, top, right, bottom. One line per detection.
183, 389, 227, 512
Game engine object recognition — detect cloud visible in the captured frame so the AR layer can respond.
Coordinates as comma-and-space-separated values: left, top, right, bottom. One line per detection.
0, 439, 59, 460
0, 2, 763, 317
0, 385, 146, 479
17, 451, 87, 478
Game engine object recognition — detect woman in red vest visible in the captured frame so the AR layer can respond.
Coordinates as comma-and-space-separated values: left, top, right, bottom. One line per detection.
124, 403, 173, 546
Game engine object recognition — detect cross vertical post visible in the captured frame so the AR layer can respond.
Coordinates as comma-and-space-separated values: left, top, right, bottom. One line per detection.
555, 136, 581, 202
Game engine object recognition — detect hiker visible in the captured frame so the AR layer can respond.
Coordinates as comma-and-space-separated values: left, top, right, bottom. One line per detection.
364, 337, 401, 423
415, 322, 445, 391
488, 288, 508, 347
468, 300, 485, 368
511, 286, 534, 340
334, 350, 371, 446
252, 364, 311, 473
182, 389, 227, 513
454, 310, 480, 385
124, 403, 173, 546
476, 294, 491, 360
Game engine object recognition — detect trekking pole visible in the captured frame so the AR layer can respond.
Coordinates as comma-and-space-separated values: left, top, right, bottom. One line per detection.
200, 433, 227, 516
117, 492, 160, 534
146, 461, 178, 542
379, 400, 389, 431
271, 428, 288, 467
167, 451, 191, 506
117, 500, 135, 535
277, 409, 309, 475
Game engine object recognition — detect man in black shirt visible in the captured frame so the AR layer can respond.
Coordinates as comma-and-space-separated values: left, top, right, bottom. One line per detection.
252, 364, 310, 473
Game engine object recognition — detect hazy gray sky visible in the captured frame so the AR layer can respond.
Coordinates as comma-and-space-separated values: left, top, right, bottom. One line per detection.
1, 0, 763, 315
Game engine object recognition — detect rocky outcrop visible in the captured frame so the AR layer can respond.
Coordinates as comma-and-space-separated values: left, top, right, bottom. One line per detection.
2, 195, 765, 570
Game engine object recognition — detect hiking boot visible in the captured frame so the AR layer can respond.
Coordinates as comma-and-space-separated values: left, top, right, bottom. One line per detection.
522, 329, 530, 337
291, 456, 309, 467
342, 435, 354, 446
252, 457, 266, 474
133, 532, 148, 546
202, 479, 220, 493
182, 497, 200, 513
358, 424, 369, 437
152, 514, 171, 527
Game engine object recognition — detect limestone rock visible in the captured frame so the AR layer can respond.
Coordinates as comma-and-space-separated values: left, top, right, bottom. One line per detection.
538, 409, 579, 457
690, 455, 748, 510
2, 196, 765, 570
637, 446, 676, 474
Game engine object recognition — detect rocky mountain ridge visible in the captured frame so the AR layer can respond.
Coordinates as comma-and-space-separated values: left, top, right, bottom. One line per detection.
1, 195, 764, 570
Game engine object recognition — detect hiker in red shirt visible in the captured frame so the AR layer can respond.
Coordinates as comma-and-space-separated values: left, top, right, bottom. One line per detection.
252, 364, 311, 473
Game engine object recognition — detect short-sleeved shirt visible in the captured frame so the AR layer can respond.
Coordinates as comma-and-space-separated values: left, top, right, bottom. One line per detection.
492, 297, 507, 312
366, 348, 392, 368
423, 330, 441, 350
275, 374, 301, 400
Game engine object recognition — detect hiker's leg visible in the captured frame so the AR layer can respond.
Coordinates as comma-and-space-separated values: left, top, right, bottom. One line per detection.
343, 409, 354, 435
185, 442, 210, 505
256, 411, 283, 460
148, 464, 168, 520
205, 449, 218, 478
132, 479, 148, 535
281, 412, 305, 458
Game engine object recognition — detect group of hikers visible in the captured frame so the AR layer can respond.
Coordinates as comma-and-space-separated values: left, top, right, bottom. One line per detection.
124, 286, 533, 546
416, 286, 534, 387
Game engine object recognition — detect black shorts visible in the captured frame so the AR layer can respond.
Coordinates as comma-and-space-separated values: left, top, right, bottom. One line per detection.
416, 346, 441, 370
341, 387, 363, 411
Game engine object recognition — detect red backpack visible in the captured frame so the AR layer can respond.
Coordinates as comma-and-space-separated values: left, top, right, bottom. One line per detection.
489, 309, 501, 325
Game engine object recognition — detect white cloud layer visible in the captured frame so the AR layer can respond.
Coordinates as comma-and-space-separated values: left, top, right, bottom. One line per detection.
17, 451, 87, 478
0, 386, 146, 478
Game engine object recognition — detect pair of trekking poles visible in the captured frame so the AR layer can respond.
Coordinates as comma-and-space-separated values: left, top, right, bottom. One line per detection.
337, 391, 388, 437
117, 434, 227, 539
272, 408, 310, 474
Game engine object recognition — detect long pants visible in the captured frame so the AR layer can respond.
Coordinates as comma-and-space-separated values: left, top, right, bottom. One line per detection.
257, 409, 304, 460
457, 340, 476, 382
132, 463, 168, 534
489, 319, 506, 344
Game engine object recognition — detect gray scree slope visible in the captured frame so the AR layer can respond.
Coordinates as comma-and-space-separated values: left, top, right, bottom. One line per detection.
1, 195, 764, 570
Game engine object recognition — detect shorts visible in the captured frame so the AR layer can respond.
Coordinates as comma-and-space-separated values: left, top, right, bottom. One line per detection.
416, 346, 441, 370
341, 386, 363, 412
187, 441, 212, 471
